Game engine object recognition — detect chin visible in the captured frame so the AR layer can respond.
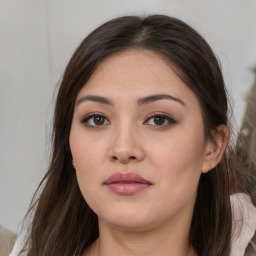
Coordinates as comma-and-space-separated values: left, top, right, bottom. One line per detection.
97, 205, 158, 231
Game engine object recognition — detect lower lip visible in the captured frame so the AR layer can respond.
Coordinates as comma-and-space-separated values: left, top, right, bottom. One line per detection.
106, 183, 151, 195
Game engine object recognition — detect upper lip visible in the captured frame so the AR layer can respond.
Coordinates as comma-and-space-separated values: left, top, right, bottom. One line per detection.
104, 172, 152, 185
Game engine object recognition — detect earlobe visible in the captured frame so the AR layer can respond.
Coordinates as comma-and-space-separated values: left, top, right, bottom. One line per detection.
202, 124, 230, 173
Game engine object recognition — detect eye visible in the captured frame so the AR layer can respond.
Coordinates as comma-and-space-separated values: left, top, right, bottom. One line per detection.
82, 114, 110, 127
144, 114, 176, 127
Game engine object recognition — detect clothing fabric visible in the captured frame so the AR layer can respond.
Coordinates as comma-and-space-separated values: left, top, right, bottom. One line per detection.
230, 193, 256, 256
9, 193, 256, 256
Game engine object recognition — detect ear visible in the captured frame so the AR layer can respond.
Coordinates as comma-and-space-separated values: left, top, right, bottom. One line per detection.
201, 124, 230, 173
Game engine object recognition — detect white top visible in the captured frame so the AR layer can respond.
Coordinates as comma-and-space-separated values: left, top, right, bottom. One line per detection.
230, 193, 256, 256
10, 193, 256, 256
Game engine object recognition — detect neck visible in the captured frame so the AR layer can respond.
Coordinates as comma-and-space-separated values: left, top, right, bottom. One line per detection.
85, 217, 197, 256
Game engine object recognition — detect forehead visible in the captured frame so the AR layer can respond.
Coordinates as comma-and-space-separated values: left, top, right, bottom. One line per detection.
77, 50, 199, 108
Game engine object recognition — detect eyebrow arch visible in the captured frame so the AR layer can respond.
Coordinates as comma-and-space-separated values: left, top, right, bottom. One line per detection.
77, 94, 185, 107
137, 94, 186, 106
77, 95, 114, 106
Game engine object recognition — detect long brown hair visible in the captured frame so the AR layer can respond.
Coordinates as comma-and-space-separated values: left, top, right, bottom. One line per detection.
20, 15, 242, 256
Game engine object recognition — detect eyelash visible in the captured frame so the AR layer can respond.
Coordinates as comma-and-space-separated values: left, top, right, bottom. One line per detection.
144, 112, 176, 127
81, 112, 176, 128
81, 113, 110, 127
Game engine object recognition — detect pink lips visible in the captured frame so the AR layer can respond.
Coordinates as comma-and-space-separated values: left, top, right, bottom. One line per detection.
104, 172, 152, 195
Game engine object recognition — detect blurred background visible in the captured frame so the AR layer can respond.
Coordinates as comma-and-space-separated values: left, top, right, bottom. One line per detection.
0, 0, 256, 235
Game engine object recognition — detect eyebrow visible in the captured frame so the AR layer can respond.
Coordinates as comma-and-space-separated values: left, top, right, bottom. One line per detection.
137, 94, 186, 106
77, 95, 114, 106
77, 94, 185, 107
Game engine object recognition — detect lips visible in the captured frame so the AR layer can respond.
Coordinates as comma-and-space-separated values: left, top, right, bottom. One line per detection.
104, 172, 152, 195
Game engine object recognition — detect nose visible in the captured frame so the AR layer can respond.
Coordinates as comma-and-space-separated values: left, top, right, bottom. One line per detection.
109, 123, 145, 164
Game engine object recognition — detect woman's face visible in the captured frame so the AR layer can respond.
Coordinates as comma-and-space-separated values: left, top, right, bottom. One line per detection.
69, 50, 212, 231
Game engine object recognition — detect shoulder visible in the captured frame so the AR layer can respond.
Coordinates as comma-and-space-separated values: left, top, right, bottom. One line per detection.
230, 193, 256, 256
9, 231, 26, 256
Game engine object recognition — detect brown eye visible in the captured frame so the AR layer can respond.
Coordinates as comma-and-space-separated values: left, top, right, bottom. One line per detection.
82, 114, 110, 127
94, 116, 105, 125
153, 116, 166, 125
145, 114, 176, 127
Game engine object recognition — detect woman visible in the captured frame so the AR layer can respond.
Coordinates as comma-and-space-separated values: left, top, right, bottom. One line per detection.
13, 15, 256, 256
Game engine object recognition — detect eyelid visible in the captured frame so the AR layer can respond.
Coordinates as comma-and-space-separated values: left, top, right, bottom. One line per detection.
80, 111, 176, 127
81, 112, 110, 127
144, 112, 176, 126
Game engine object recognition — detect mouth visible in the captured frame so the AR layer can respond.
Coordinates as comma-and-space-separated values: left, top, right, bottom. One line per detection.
104, 172, 152, 195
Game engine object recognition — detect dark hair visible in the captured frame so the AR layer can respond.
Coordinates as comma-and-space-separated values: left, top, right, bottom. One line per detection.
20, 15, 243, 256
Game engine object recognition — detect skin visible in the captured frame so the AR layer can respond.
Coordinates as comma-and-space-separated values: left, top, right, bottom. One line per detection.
69, 50, 229, 256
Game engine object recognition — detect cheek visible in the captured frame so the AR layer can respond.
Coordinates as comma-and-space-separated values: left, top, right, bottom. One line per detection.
69, 128, 107, 199
150, 134, 205, 172
70, 128, 107, 170
147, 130, 205, 195
149, 138, 203, 214
70, 136, 106, 211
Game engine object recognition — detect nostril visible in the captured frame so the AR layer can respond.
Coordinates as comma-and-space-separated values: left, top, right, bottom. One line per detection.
111, 155, 136, 162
